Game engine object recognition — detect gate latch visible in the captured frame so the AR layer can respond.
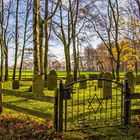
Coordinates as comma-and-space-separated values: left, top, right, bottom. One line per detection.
63, 88, 71, 100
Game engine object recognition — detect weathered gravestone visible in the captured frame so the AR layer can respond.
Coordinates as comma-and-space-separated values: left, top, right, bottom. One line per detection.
125, 72, 135, 93
98, 72, 104, 88
136, 75, 140, 85
44, 80, 48, 88
12, 80, 19, 89
103, 72, 112, 99
65, 74, 74, 93
79, 74, 87, 89
0, 82, 3, 114
32, 75, 44, 94
48, 70, 57, 90
29, 85, 32, 92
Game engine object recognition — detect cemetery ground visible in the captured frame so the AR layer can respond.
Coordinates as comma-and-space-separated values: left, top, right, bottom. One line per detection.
1, 71, 140, 139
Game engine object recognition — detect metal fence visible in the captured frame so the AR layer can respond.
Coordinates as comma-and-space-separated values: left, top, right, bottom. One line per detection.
55, 77, 128, 131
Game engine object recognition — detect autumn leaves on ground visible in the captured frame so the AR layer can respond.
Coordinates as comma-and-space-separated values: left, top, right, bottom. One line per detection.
1, 114, 140, 140
0, 114, 55, 140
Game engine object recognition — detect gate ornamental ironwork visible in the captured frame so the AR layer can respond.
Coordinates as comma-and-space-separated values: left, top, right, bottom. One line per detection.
55, 77, 125, 131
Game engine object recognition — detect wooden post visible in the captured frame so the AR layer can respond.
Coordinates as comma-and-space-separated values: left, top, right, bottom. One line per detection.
54, 88, 58, 131
0, 82, 3, 114
124, 79, 131, 125
59, 80, 63, 131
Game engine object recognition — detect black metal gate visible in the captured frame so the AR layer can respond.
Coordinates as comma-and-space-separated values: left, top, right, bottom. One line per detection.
55, 77, 125, 131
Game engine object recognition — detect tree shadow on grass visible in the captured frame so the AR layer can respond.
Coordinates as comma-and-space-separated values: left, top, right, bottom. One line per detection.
2, 89, 55, 103
3, 102, 54, 120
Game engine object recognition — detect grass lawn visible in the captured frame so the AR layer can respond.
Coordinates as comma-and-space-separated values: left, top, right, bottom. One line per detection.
2, 81, 55, 121
6, 70, 131, 80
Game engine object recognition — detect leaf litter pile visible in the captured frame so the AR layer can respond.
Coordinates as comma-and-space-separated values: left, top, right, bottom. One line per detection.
0, 114, 55, 140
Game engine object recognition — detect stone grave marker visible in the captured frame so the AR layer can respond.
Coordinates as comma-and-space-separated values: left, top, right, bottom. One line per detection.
29, 85, 32, 92
136, 75, 140, 85
12, 80, 19, 89
0, 82, 3, 113
98, 72, 104, 88
48, 70, 57, 90
125, 72, 134, 93
32, 75, 44, 94
79, 74, 87, 89
65, 74, 74, 93
103, 72, 112, 99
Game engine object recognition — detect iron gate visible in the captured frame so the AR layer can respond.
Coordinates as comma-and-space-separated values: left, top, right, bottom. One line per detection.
55, 77, 125, 131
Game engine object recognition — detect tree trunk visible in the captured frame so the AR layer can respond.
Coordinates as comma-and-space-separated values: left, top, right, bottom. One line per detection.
1, 0, 4, 82
5, 46, 8, 81
135, 61, 138, 77
44, 25, 48, 82
19, 0, 31, 81
39, 20, 44, 77
64, 45, 71, 76
12, 0, 19, 80
116, 53, 120, 81
44, 0, 49, 83
33, 0, 40, 77
73, 36, 78, 81
111, 57, 115, 79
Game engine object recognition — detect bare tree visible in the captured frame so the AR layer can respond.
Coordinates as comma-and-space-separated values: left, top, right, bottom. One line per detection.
82, 0, 122, 80
4, 0, 14, 81
33, 0, 60, 78
0, 0, 4, 82
19, 0, 32, 81
12, 0, 20, 80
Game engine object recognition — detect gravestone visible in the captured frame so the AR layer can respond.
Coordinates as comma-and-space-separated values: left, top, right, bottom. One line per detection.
0, 82, 3, 114
32, 75, 44, 94
65, 74, 74, 85
98, 72, 104, 88
125, 72, 135, 93
29, 85, 32, 92
65, 74, 74, 93
79, 74, 87, 89
48, 70, 57, 90
89, 74, 98, 79
136, 75, 140, 85
12, 80, 19, 89
44, 80, 48, 88
103, 72, 112, 99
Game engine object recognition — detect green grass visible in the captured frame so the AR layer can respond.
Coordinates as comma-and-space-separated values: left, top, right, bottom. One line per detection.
2, 81, 55, 121
6, 70, 134, 80
2, 80, 140, 123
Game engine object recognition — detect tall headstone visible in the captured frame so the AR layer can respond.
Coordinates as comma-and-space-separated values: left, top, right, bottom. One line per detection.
12, 80, 19, 89
0, 82, 3, 114
79, 74, 87, 89
135, 75, 140, 85
48, 70, 57, 90
32, 75, 44, 94
98, 72, 104, 88
125, 72, 134, 93
103, 72, 112, 99
65, 74, 74, 93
